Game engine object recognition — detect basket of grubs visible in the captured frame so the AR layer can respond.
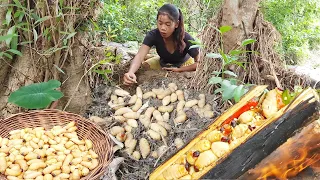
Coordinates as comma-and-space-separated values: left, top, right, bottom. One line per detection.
0, 109, 113, 180
104, 82, 215, 163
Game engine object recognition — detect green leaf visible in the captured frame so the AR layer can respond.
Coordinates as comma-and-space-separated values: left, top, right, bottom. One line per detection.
33, 29, 38, 42
208, 76, 222, 85
104, 69, 112, 74
0, 34, 17, 41
229, 50, 243, 56
222, 85, 237, 101
59, 0, 64, 7
35, 16, 51, 25
10, 35, 18, 50
6, 8, 12, 25
211, 71, 221, 75
31, 13, 40, 21
65, 32, 77, 40
233, 85, 245, 102
212, 26, 221, 34
19, 41, 32, 45
241, 39, 256, 46
223, 70, 238, 77
7, 49, 22, 56
13, 0, 23, 9
53, 65, 65, 74
3, 52, 13, 59
189, 45, 203, 50
8, 80, 64, 109
6, 26, 16, 46
232, 61, 246, 68
219, 26, 232, 34
214, 88, 223, 94
228, 78, 238, 85
206, 53, 222, 59
14, 11, 21, 18
221, 80, 232, 89
188, 40, 202, 45
93, 69, 105, 75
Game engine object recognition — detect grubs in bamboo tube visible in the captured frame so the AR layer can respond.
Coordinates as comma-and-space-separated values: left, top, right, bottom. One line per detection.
211, 142, 230, 158
194, 150, 218, 169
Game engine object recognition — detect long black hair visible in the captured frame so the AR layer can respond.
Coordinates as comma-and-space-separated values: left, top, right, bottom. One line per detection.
157, 4, 186, 53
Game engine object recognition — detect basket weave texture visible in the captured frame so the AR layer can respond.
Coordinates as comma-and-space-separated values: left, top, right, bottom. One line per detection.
0, 109, 113, 180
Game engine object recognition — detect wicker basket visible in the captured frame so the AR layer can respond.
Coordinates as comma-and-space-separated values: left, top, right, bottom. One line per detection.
0, 109, 113, 180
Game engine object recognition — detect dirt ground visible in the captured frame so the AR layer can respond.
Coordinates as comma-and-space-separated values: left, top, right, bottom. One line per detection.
85, 68, 222, 180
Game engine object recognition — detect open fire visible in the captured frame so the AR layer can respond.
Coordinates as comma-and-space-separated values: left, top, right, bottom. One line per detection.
241, 119, 320, 180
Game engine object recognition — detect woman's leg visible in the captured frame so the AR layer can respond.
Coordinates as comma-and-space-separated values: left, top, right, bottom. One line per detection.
181, 57, 195, 67
142, 55, 162, 70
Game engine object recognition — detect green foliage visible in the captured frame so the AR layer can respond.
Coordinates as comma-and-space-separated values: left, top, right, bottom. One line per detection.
98, 0, 167, 42
281, 86, 303, 105
205, 26, 256, 102
174, 0, 223, 33
97, 0, 222, 43
93, 49, 122, 82
261, 0, 320, 64
8, 80, 64, 109
0, 0, 79, 59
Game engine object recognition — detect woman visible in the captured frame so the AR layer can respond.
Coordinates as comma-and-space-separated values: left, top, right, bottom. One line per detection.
123, 4, 200, 85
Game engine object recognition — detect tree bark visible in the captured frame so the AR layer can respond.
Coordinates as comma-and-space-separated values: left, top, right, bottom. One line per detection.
221, 0, 260, 52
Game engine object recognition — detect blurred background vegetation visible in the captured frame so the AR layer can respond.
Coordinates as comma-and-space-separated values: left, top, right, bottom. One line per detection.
98, 0, 320, 65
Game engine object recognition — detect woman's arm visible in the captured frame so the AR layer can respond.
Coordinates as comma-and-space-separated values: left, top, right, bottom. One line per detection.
123, 44, 151, 85
128, 44, 151, 74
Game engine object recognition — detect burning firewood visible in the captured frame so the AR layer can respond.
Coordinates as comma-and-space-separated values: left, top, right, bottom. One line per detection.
240, 118, 320, 180
149, 86, 319, 180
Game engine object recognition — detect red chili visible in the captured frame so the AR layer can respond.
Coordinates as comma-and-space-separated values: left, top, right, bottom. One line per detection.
221, 98, 259, 127
223, 124, 232, 135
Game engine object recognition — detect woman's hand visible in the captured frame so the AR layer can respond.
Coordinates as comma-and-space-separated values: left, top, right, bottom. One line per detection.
123, 72, 137, 85
162, 67, 181, 72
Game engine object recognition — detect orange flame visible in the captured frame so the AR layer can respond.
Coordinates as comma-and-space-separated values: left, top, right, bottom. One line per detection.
246, 120, 320, 180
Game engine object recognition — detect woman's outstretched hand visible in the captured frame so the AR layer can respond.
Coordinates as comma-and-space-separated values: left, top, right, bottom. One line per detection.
162, 67, 181, 72
123, 72, 137, 85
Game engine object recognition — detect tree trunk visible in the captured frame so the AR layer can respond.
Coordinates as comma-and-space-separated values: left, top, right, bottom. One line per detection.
221, 0, 260, 52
